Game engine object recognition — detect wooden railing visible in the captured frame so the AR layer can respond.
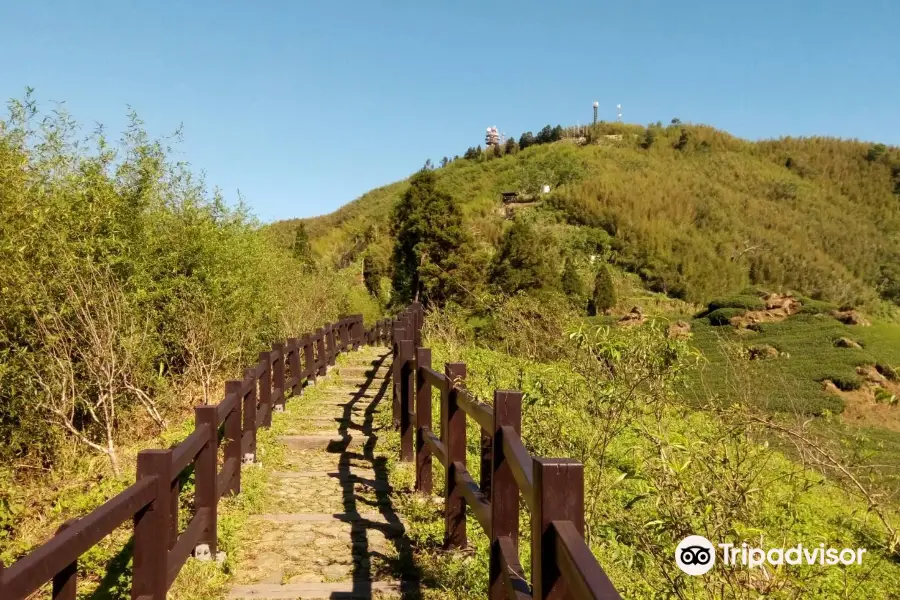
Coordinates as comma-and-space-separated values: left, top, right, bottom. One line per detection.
391, 303, 622, 600
0, 313, 395, 600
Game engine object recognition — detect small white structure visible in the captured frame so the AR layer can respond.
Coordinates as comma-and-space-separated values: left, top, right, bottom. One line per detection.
541, 185, 551, 194
485, 126, 500, 147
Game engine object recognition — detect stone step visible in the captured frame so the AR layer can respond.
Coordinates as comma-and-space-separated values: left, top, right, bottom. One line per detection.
228, 581, 409, 599
252, 512, 404, 528
272, 471, 391, 491
279, 434, 370, 451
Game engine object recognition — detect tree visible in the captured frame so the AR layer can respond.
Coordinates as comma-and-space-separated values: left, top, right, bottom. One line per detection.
423, 158, 433, 170
588, 264, 616, 315
390, 169, 473, 306
561, 257, 585, 300
536, 125, 554, 145
491, 219, 554, 294
504, 137, 518, 155
671, 117, 682, 125
292, 222, 313, 268
674, 128, 691, 151
641, 127, 656, 149
551, 125, 564, 142
867, 144, 887, 162
519, 131, 536, 150
362, 249, 388, 299
440, 156, 449, 168
491, 144, 503, 159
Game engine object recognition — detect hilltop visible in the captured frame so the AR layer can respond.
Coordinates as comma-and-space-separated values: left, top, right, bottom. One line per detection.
273, 122, 900, 312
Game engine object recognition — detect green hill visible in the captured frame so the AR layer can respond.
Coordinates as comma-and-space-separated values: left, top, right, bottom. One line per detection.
273, 123, 900, 312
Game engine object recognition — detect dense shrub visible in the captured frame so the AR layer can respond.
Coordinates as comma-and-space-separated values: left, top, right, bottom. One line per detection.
798, 297, 839, 314
707, 307, 746, 325
829, 375, 863, 391
876, 363, 899, 381
0, 96, 379, 473
707, 295, 766, 311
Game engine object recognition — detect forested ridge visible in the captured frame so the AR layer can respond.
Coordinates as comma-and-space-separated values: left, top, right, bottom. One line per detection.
275, 121, 900, 313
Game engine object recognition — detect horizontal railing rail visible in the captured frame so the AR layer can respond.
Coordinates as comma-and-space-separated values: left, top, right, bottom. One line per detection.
0, 312, 394, 600
393, 302, 622, 600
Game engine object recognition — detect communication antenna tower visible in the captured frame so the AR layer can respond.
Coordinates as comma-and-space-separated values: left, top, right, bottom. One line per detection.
616, 104, 622, 122
593, 101, 599, 125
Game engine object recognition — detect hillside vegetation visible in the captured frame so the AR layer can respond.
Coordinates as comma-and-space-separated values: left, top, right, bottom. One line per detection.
275, 122, 900, 312
0, 94, 379, 571
272, 123, 900, 598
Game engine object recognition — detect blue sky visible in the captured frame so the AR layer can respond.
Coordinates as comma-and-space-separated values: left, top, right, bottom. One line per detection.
1, 1, 897, 222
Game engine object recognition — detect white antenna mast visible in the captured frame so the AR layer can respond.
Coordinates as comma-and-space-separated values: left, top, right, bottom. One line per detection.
616, 104, 622, 122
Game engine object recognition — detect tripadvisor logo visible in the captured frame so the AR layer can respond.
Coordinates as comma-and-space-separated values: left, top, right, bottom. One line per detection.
675, 536, 867, 575
676, 536, 716, 575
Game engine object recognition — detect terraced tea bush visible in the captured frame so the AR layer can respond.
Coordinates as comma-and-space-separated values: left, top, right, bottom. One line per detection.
707, 295, 767, 311
707, 307, 746, 325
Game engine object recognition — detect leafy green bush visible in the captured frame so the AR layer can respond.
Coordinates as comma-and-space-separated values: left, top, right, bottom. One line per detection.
876, 363, 899, 381
0, 94, 380, 475
707, 295, 766, 311
707, 307, 745, 325
798, 296, 839, 314
828, 375, 862, 391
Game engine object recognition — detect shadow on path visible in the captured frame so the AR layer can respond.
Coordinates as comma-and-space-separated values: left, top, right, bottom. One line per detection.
324, 352, 421, 599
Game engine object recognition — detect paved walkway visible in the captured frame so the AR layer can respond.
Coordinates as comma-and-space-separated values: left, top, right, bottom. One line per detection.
227, 347, 419, 599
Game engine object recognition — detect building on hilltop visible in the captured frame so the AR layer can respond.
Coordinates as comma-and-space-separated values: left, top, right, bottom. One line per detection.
485, 126, 500, 147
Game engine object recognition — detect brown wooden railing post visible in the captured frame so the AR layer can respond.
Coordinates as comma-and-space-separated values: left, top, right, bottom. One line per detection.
242, 369, 257, 463
259, 352, 273, 424
302, 334, 315, 385
415, 347, 432, 494
194, 405, 218, 558
223, 381, 242, 495
490, 390, 522, 600
327, 323, 337, 366
337, 316, 347, 352
410, 302, 423, 347
480, 432, 493, 500
288, 338, 301, 396
399, 337, 415, 461
351, 315, 360, 350
132, 449, 172, 600
444, 362, 467, 549
169, 475, 179, 551
315, 329, 327, 377
52, 520, 77, 600
272, 342, 286, 410
392, 324, 406, 428
533, 458, 585, 600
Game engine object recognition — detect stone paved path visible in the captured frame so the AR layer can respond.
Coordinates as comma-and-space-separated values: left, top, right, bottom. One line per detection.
228, 347, 418, 599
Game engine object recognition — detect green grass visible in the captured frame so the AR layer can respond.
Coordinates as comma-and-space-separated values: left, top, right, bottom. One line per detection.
686, 314, 900, 415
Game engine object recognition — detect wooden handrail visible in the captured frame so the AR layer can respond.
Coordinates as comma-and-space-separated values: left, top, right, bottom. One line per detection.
420, 365, 448, 390
553, 521, 621, 600
501, 426, 534, 512
216, 391, 239, 423
171, 426, 209, 476
453, 462, 492, 536
422, 426, 447, 467
0, 310, 390, 600
167, 508, 210, 587
457, 388, 493, 433
398, 302, 622, 600
1, 477, 156, 599
497, 536, 532, 600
